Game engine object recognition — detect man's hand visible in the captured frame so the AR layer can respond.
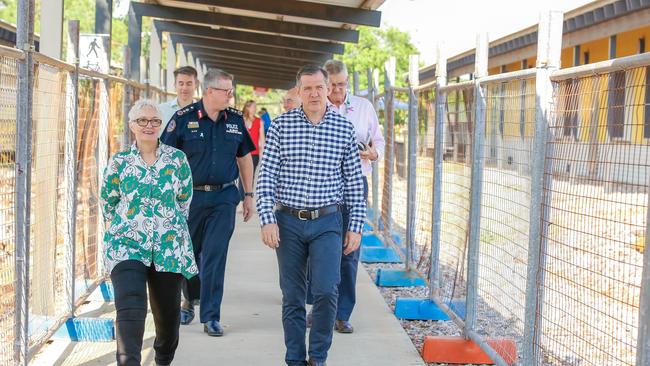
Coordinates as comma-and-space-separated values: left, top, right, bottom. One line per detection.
242, 196, 254, 222
343, 231, 361, 255
261, 223, 280, 249
359, 144, 378, 161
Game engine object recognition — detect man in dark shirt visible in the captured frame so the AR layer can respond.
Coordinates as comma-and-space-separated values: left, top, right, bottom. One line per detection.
161, 68, 256, 337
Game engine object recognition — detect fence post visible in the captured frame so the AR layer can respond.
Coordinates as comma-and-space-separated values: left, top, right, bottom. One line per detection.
14, 0, 35, 363
122, 45, 132, 146
64, 19, 80, 318
382, 57, 396, 238
97, 76, 109, 277
353, 70, 360, 96
406, 55, 419, 271
370, 68, 380, 231
429, 44, 446, 300
522, 11, 563, 365
637, 191, 650, 364
464, 33, 488, 336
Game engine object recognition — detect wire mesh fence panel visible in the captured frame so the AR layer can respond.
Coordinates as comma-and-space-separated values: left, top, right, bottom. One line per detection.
474, 77, 537, 363
0, 55, 18, 365
388, 90, 411, 248
27, 62, 69, 347
108, 80, 127, 155
537, 67, 649, 365
372, 99, 386, 228
438, 84, 475, 309
413, 87, 435, 273
75, 77, 101, 297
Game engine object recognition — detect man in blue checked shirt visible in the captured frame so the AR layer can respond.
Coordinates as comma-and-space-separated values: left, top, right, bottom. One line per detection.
256, 65, 366, 366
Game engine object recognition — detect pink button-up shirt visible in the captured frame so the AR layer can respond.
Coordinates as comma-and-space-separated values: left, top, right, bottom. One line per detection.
328, 93, 385, 176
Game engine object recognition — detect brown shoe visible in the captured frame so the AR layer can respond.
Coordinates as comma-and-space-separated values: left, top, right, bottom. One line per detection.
334, 320, 354, 333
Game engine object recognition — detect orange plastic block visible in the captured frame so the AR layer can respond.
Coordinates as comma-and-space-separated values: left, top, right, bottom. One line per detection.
421, 336, 517, 365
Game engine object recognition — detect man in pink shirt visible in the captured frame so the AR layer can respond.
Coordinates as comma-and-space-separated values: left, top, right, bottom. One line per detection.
307, 59, 385, 334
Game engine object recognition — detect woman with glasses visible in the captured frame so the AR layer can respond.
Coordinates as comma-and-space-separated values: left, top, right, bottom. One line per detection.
101, 99, 198, 366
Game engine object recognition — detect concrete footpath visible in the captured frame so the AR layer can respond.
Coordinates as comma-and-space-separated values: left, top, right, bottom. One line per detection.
35, 216, 425, 366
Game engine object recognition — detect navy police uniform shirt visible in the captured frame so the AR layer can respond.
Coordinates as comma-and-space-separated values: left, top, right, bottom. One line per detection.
160, 100, 256, 186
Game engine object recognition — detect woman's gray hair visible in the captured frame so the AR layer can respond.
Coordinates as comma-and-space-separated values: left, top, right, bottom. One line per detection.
203, 68, 234, 90
128, 99, 161, 122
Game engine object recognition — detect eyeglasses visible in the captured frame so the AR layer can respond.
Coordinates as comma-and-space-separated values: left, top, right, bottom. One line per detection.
132, 118, 163, 127
330, 82, 348, 89
208, 86, 234, 96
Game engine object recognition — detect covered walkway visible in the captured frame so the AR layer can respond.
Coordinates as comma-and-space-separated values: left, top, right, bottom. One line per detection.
32, 217, 424, 366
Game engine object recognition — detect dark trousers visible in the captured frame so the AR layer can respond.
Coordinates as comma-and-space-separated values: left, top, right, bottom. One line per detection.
239, 154, 260, 200
111, 260, 182, 366
183, 186, 238, 322
306, 177, 368, 321
276, 210, 343, 366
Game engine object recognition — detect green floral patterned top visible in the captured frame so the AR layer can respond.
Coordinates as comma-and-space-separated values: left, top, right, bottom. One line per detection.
101, 142, 198, 279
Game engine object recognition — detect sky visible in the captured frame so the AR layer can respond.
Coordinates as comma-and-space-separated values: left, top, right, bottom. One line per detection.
378, 0, 595, 66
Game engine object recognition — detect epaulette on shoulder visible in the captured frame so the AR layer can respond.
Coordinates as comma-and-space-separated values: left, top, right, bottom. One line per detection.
176, 105, 196, 116
227, 107, 243, 116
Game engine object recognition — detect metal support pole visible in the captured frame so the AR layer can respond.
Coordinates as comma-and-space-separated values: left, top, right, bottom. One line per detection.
64, 19, 80, 318
352, 71, 359, 96
149, 22, 162, 88
166, 36, 176, 92
95, 0, 112, 69
39, 0, 63, 58
370, 68, 380, 231
127, 3, 142, 84
14, 0, 35, 364
405, 54, 419, 271
382, 57, 396, 238
122, 45, 132, 146
464, 33, 488, 335
97, 77, 109, 276
429, 44, 447, 300
637, 182, 650, 365
522, 11, 563, 365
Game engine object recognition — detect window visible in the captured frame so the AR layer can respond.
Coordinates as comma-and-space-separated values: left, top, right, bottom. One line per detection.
609, 35, 617, 59
574, 45, 581, 66
640, 38, 646, 54
607, 71, 626, 139
500, 65, 507, 73
583, 51, 590, 65
521, 59, 528, 69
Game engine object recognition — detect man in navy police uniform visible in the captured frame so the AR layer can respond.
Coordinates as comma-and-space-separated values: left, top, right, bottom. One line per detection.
161, 68, 256, 337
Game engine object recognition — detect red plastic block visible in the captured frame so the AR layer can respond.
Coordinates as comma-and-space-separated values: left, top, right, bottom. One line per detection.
422, 336, 517, 365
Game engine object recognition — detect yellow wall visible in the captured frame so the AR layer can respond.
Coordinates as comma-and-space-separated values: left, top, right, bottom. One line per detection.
561, 47, 573, 68
617, 26, 650, 57
580, 38, 610, 64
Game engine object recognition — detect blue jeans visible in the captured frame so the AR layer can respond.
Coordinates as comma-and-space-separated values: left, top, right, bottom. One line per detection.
276, 209, 343, 366
306, 177, 368, 321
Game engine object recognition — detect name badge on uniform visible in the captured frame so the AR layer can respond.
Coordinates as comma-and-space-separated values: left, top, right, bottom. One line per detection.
226, 123, 242, 135
188, 121, 199, 129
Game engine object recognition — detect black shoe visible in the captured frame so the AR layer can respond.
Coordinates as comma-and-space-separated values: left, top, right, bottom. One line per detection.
334, 320, 354, 334
203, 320, 224, 337
180, 306, 195, 325
306, 310, 313, 328
308, 359, 326, 366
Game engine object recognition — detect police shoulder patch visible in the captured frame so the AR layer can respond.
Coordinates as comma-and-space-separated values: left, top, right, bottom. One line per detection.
166, 119, 176, 133
176, 105, 195, 116
227, 107, 243, 116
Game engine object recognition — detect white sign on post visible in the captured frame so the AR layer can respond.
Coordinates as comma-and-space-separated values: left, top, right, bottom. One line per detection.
80, 34, 110, 73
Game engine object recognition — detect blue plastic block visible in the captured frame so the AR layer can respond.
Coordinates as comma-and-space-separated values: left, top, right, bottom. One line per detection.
376, 268, 426, 287
87, 282, 115, 302
361, 233, 384, 247
360, 246, 402, 263
363, 222, 373, 232
394, 298, 467, 320
52, 317, 115, 342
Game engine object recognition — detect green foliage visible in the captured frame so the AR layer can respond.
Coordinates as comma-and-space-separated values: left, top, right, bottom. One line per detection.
339, 25, 419, 90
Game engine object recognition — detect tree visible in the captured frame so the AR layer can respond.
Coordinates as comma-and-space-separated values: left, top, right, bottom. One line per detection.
339, 25, 419, 90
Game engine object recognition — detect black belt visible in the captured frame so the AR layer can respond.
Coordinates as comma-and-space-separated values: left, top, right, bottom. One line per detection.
193, 181, 236, 192
277, 204, 340, 221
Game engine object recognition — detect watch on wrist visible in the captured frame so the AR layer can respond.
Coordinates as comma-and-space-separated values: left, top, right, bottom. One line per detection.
244, 192, 254, 198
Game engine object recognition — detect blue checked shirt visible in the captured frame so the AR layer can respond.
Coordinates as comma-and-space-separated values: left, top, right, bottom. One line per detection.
256, 106, 366, 233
